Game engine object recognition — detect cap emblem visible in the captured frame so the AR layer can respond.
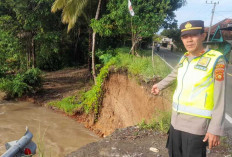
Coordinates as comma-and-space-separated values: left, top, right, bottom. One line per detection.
185, 22, 192, 29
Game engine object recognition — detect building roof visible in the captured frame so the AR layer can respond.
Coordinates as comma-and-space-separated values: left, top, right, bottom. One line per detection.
205, 18, 232, 40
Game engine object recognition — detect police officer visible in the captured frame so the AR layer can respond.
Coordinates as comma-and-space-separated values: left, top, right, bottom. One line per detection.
151, 20, 226, 157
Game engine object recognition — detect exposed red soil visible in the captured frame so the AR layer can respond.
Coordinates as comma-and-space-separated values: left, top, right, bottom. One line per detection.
92, 73, 171, 136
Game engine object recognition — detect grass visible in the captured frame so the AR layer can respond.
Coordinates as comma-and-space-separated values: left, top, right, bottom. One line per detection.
48, 47, 172, 118
48, 96, 82, 115
36, 124, 50, 157
138, 110, 171, 133
114, 48, 171, 81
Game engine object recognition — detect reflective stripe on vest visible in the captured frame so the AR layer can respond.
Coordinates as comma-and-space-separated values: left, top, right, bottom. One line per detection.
173, 102, 212, 118
173, 49, 223, 119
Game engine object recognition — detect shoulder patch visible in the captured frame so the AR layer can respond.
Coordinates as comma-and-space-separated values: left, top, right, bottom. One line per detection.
215, 70, 224, 81
214, 63, 225, 81
215, 64, 225, 69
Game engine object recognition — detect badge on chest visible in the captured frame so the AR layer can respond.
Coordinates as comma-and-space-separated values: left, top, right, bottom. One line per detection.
194, 57, 211, 71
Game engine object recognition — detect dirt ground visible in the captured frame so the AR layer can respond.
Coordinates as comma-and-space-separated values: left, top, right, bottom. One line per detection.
66, 126, 232, 157
33, 68, 232, 157
33, 68, 92, 105
66, 126, 169, 157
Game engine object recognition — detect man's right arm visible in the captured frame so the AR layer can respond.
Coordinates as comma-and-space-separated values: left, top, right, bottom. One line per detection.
151, 67, 178, 95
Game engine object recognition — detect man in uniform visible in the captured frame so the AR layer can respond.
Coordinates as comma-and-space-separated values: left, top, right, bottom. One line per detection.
151, 20, 226, 157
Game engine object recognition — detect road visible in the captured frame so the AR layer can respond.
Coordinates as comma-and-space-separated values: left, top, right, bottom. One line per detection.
155, 47, 232, 136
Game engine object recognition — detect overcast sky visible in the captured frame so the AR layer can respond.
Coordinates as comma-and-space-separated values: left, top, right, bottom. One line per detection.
174, 0, 232, 27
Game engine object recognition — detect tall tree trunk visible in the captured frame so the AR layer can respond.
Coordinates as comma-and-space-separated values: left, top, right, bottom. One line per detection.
92, 31, 97, 83
130, 36, 137, 55
130, 17, 135, 55
31, 37, 35, 68
92, 0, 102, 84
131, 38, 135, 55
28, 47, 31, 69
26, 37, 31, 69
88, 28, 92, 73
74, 28, 80, 65
27, 51, 29, 69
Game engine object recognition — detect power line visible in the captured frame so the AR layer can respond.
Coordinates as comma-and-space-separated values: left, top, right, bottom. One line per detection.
214, 12, 230, 19
216, 11, 232, 12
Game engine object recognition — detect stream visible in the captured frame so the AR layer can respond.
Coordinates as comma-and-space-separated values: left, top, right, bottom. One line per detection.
0, 97, 99, 157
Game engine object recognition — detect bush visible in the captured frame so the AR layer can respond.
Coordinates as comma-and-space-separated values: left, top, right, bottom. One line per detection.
0, 68, 42, 98
96, 48, 116, 64
0, 74, 30, 98
23, 68, 42, 87
37, 52, 63, 71
0, 66, 7, 78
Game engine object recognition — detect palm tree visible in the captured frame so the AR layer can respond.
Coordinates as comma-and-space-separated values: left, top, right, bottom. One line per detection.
51, 0, 102, 84
51, 0, 88, 32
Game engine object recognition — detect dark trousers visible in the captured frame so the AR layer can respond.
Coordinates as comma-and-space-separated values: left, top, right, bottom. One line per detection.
166, 125, 207, 157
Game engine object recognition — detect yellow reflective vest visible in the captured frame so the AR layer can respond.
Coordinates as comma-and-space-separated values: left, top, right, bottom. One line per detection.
173, 49, 224, 119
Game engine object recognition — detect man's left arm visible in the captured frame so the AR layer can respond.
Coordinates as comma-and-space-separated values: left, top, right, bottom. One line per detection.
203, 58, 226, 149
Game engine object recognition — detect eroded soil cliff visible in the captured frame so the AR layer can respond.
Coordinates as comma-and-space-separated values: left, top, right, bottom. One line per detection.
30, 68, 231, 157
92, 73, 171, 136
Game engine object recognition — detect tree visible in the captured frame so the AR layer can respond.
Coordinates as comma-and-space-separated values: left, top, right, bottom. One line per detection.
91, 0, 185, 55
153, 34, 162, 43
51, 0, 88, 32
52, 0, 103, 83
161, 0, 186, 29
0, 0, 71, 70
91, 0, 102, 83
0, 16, 21, 71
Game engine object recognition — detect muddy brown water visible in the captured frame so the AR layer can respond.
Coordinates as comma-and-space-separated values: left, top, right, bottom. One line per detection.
0, 100, 99, 157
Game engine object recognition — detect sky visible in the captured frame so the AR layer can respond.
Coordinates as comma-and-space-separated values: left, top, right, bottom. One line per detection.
174, 0, 232, 27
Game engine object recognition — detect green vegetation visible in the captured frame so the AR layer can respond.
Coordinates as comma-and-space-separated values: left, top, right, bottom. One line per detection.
0, 0, 183, 98
0, 0, 89, 72
138, 110, 171, 133
91, 0, 184, 54
114, 48, 171, 80
48, 57, 117, 116
0, 68, 42, 98
49, 47, 171, 117
48, 95, 82, 115
36, 124, 50, 157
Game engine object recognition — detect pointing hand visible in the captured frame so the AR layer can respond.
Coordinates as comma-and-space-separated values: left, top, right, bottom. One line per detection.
151, 84, 160, 95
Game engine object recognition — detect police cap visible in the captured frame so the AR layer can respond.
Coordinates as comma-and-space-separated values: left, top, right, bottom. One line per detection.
180, 20, 204, 36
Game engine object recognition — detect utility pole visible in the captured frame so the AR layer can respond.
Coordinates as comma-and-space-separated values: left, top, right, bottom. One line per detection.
206, 1, 219, 42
